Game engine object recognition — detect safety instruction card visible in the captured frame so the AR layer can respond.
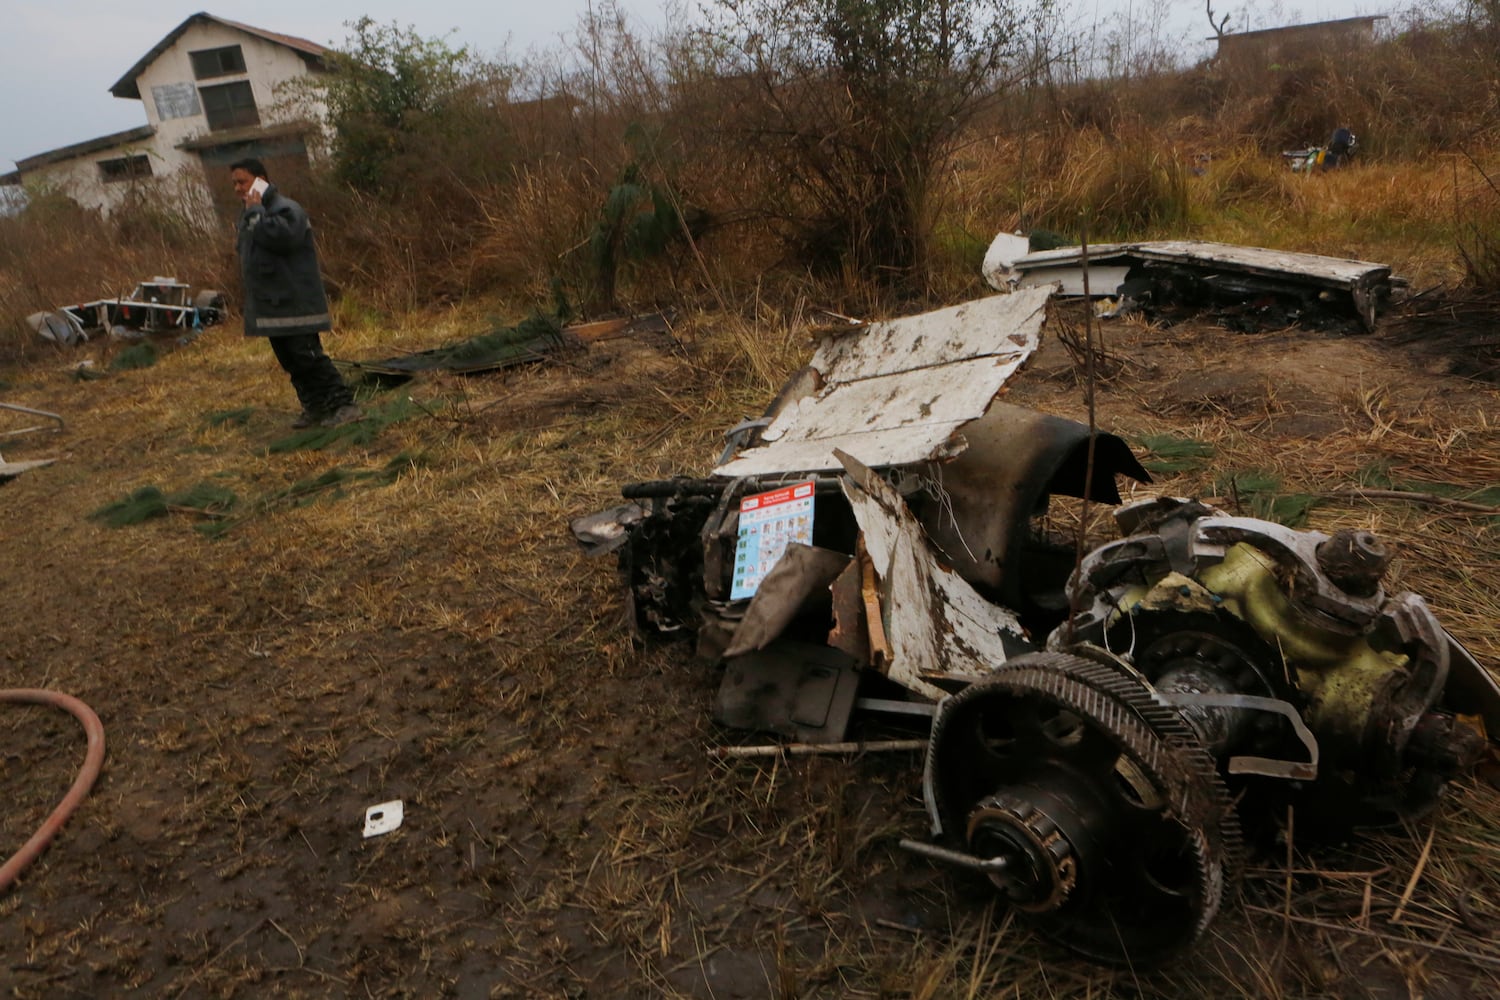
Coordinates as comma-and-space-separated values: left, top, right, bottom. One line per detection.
730, 480, 816, 600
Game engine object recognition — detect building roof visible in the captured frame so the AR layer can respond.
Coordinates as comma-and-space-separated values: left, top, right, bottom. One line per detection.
7, 124, 158, 176
1211, 14, 1388, 45
109, 12, 328, 100
176, 120, 314, 151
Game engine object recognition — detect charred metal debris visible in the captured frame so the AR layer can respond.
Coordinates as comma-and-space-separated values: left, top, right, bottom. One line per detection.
336, 312, 677, 386
28, 277, 226, 346
0, 403, 64, 484
571, 283, 1498, 964
983, 238, 1397, 333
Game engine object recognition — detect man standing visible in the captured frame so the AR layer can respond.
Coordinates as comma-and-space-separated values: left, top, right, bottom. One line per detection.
230, 158, 360, 428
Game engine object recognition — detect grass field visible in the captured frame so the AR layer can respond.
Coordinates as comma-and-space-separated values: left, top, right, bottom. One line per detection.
4, 7, 1500, 992
2, 273, 1499, 996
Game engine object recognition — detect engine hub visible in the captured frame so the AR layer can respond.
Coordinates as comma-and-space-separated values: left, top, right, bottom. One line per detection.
965, 790, 1083, 911
923, 651, 1239, 963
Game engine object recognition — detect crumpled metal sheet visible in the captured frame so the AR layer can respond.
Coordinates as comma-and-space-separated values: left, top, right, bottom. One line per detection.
838, 451, 1026, 701
0, 456, 56, 484
904, 400, 1150, 607
568, 502, 645, 556
714, 289, 1050, 477
1006, 240, 1393, 331
716, 639, 862, 742
722, 543, 851, 659
980, 232, 1030, 291
1012, 240, 1390, 291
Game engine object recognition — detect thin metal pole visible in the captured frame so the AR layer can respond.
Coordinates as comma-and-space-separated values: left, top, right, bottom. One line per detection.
0, 403, 64, 431
1067, 217, 1099, 642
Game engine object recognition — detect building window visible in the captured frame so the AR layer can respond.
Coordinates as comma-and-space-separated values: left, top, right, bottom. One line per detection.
200, 81, 260, 131
98, 155, 153, 183
190, 45, 247, 80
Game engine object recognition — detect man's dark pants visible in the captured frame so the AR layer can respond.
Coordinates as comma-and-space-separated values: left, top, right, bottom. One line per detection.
269, 333, 355, 418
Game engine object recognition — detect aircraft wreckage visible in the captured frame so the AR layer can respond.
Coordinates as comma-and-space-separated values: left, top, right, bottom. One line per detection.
572, 284, 1499, 963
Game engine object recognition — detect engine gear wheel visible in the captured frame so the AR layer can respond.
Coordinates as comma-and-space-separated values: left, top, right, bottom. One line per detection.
924, 651, 1239, 963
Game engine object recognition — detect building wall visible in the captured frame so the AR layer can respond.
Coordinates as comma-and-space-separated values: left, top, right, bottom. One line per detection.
19, 22, 324, 216
135, 22, 323, 176
20, 139, 160, 215
1215, 21, 1380, 69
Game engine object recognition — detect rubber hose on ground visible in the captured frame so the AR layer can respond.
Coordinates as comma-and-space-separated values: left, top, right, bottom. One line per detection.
0, 689, 106, 892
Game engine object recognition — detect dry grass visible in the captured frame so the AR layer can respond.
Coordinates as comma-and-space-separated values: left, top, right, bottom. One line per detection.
2, 283, 1499, 998
938, 132, 1500, 291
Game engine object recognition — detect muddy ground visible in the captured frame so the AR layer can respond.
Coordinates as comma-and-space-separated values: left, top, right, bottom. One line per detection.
2, 305, 1499, 998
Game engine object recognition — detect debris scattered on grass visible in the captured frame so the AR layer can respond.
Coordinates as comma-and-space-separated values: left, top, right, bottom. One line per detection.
0, 455, 57, 484
89, 455, 418, 535
30, 277, 226, 344
0, 401, 65, 437
90, 482, 238, 527
581, 290, 1500, 966
337, 314, 567, 386
265, 398, 424, 454
1135, 433, 1215, 473
10, 276, 1500, 993
1217, 470, 1318, 527
362, 800, 404, 838
1357, 465, 1500, 513
998, 239, 1395, 332
196, 455, 419, 538
203, 407, 255, 430
108, 343, 158, 372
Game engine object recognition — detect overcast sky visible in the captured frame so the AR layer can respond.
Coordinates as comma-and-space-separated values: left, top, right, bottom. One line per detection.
4, 0, 1393, 172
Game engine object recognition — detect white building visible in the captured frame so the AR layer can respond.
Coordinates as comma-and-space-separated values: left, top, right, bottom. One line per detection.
1, 13, 328, 218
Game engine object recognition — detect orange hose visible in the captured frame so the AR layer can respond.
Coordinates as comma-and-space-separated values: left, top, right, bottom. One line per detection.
0, 689, 106, 892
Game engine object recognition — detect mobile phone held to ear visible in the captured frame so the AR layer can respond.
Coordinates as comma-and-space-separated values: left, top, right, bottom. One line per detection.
249, 177, 269, 198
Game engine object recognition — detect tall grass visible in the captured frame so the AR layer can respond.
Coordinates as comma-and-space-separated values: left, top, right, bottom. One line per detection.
2, 1, 1499, 356
1454, 151, 1500, 288
0, 182, 228, 366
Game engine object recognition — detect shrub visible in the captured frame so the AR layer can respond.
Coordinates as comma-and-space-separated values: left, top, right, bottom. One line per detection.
699, 0, 1053, 285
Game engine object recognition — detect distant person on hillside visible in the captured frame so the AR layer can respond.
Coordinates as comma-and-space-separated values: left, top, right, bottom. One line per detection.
1323, 128, 1357, 170
229, 158, 360, 429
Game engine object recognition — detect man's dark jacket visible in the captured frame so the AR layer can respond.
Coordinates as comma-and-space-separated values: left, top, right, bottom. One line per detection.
235, 184, 332, 337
